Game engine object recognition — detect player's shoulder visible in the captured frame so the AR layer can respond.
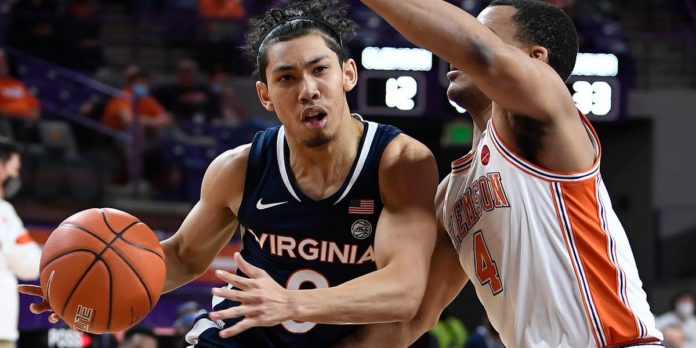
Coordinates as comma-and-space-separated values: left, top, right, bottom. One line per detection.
209, 144, 251, 175
380, 133, 435, 171
0, 198, 14, 215
378, 133, 438, 196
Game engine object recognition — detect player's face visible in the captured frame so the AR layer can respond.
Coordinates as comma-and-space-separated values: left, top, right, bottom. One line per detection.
257, 33, 357, 148
446, 62, 480, 106
446, 6, 523, 108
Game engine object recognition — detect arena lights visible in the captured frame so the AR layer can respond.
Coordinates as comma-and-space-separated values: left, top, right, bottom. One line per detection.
361, 47, 433, 71
572, 53, 619, 77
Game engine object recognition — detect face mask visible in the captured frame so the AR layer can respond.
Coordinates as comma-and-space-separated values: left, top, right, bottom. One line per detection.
132, 84, 150, 97
677, 301, 694, 317
2, 176, 21, 199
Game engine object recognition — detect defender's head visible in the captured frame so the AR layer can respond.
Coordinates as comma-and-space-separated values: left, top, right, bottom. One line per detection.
484, 0, 578, 81
242, 0, 360, 148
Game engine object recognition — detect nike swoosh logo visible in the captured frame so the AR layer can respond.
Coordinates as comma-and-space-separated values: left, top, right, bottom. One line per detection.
256, 198, 288, 210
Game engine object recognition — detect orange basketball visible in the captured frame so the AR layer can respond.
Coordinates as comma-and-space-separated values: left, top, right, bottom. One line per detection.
39, 208, 166, 333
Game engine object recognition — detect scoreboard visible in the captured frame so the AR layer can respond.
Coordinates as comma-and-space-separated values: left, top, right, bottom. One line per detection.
355, 47, 623, 122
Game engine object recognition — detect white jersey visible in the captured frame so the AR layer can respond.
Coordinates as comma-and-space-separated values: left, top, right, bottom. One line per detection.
0, 199, 41, 341
441, 116, 662, 348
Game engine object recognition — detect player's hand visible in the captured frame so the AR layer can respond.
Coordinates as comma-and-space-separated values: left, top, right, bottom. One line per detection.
17, 284, 61, 323
208, 252, 294, 338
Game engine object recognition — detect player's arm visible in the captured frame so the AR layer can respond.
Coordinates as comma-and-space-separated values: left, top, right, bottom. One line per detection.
2, 208, 41, 280
17, 144, 250, 322
159, 144, 249, 292
209, 135, 439, 336
334, 175, 469, 348
360, 0, 576, 122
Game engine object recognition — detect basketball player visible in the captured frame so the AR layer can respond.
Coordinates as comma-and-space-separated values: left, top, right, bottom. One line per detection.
19, 0, 439, 347
344, 0, 663, 347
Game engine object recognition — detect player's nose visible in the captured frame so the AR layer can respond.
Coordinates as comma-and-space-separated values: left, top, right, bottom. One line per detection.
298, 76, 320, 104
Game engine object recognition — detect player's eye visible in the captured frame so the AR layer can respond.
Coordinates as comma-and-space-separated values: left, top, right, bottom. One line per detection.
278, 74, 294, 82
314, 66, 329, 74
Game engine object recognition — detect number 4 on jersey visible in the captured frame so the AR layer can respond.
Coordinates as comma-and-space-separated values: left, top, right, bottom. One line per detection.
473, 231, 503, 295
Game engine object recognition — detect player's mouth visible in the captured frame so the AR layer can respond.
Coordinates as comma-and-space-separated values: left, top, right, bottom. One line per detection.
301, 107, 328, 129
447, 64, 462, 81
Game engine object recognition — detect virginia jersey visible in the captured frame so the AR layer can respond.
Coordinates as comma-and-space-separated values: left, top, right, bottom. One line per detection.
192, 115, 400, 348
441, 116, 662, 348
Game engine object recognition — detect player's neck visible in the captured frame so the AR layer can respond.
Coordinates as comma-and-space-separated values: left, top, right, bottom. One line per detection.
287, 114, 363, 198
469, 103, 492, 132
469, 102, 492, 145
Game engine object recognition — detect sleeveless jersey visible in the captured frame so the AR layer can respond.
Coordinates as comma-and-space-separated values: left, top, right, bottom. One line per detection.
203, 116, 400, 347
441, 116, 662, 348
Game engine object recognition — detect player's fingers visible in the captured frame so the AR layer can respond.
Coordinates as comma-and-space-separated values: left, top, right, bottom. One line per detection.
219, 318, 258, 338
215, 270, 253, 291
209, 304, 262, 321
29, 302, 53, 314
234, 253, 266, 278
17, 284, 44, 297
211, 287, 259, 303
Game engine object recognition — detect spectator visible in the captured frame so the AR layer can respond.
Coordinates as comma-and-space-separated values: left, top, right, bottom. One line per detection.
198, 0, 245, 19
465, 315, 504, 348
656, 291, 696, 348
173, 301, 204, 347
664, 324, 686, 348
102, 66, 171, 132
8, 0, 59, 62
102, 66, 175, 195
0, 136, 42, 348
0, 49, 41, 141
119, 326, 158, 348
153, 59, 214, 124
59, 0, 105, 74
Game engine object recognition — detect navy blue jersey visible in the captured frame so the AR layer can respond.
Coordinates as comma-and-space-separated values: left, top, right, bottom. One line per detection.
194, 116, 401, 348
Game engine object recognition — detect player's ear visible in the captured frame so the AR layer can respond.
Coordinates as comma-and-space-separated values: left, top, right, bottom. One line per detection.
342, 58, 358, 92
529, 45, 549, 63
256, 81, 275, 112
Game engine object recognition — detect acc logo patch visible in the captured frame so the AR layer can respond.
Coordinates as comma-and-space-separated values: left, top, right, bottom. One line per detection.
351, 219, 373, 240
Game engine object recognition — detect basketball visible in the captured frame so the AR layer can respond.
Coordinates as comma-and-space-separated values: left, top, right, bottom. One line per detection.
38, 208, 166, 334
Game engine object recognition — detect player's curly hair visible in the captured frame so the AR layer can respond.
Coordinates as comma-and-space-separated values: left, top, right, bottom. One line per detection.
489, 0, 578, 81
241, 0, 359, 83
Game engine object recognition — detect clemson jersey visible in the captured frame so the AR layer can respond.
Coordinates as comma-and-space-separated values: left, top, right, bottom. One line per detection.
441, 115, 662, 348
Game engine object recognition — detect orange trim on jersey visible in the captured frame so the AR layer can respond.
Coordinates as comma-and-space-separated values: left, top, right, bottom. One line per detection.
451, 151, 475, 174
15, 232, 36, 245
559, 180, 641, 345
488, 112, 602, 182
451, 151, 474, 167
551, 182, 603, 347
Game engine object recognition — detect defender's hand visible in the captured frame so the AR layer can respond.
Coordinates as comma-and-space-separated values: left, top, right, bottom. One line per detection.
208, 253, 295, 338
17, 284, 61, 323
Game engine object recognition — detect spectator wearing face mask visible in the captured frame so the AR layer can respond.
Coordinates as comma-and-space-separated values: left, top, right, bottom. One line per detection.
102, 65, 172, 132
0, 136, 41, 348
102, 66, 177, 196
657, 291, 696, 348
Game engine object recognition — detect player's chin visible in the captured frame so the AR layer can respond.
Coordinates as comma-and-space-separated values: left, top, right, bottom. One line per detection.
302, 132, 335, 148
